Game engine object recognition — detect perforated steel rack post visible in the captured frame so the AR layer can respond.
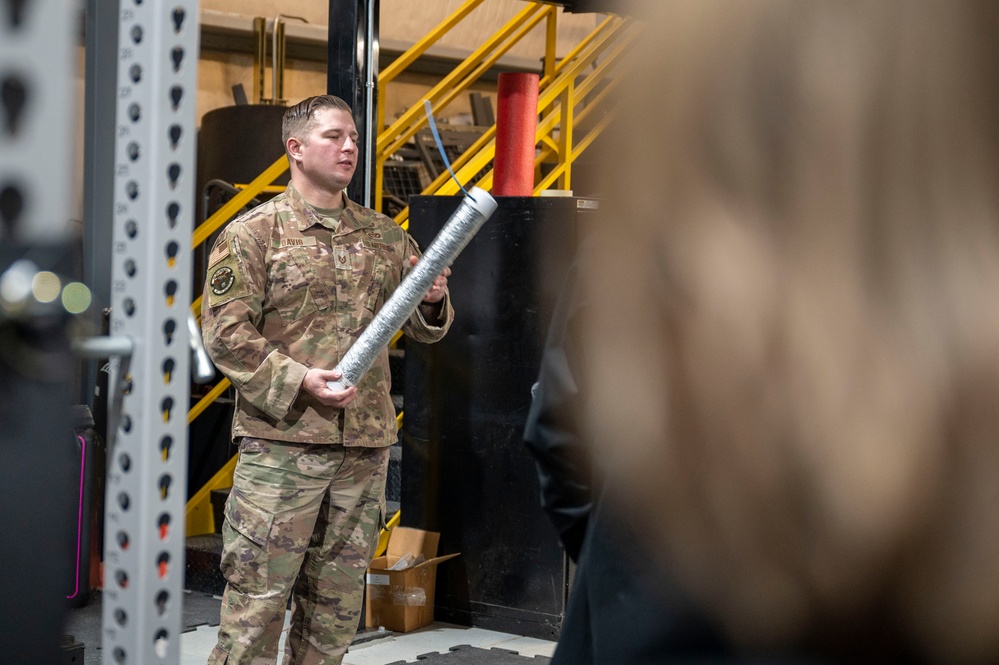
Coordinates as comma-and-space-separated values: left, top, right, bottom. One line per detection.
0, 0, 75, 244
103, 1, 200, 664
0, 2, 77, 663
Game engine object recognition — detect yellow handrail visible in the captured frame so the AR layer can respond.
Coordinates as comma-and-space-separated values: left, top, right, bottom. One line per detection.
375, 0, 489, 205
188, 378, 231, 424
540, 14, 622, 88
387, 15, 638, 226
193, 155, 289, 249
394, 124, 499, 227
188, 156, 289, 425
375, 509, 402, 557
534, 74, 622, 164
380, 0, 489, 87
376, 2, 553, 212
531, 92, 620, 191
536, 104, 619, 193
377, 3, 553, 159
185, 454, 237, 537
433, 20, 640, 197
185, 380, 234, 536
543, 8, 558, 82
554, 68, 575, 191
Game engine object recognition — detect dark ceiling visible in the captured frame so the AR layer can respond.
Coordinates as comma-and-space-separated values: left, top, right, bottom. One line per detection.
551, 0, 648, 16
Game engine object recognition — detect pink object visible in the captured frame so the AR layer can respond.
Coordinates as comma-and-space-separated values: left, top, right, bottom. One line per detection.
68, 435, 86, 600
493, 73, 540, 196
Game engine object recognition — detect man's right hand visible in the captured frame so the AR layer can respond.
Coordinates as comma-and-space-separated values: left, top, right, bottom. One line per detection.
302, 368, 357, 408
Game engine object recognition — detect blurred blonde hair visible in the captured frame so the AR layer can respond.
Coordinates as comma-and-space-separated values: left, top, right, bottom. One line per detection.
580, 1, 999, 661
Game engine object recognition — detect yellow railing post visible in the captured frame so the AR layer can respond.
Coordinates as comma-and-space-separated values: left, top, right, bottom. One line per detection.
557, 80, 574, 191
544, 8, 558, 82
375, 153, 385, 214
540, 14, 621, 89
536, 105, 618, 194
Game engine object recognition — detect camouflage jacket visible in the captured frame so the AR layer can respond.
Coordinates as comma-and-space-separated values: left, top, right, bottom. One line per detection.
201, 185, 453, 447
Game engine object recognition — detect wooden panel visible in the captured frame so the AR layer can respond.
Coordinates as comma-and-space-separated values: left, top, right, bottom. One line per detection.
201, 0, 599, 59
380, 0, 598, 58
201, 0, 328, 24
196, 52, 328, 117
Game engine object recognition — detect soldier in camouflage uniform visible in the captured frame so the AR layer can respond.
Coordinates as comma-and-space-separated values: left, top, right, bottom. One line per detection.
202, 95, 454, 665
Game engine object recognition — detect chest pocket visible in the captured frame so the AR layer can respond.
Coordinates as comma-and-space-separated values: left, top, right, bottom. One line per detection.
333, 243, 390, 316
267, 247, 335, 321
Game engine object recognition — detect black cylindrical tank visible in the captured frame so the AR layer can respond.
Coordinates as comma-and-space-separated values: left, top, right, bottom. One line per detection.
195, 104, 289, 222
194, 104, 289, 297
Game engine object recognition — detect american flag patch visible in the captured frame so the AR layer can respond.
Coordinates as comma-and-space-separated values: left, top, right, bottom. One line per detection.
208, 242, 229, 266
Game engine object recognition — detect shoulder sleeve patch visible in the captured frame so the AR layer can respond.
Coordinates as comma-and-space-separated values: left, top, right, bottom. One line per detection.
207, 252, 250, 308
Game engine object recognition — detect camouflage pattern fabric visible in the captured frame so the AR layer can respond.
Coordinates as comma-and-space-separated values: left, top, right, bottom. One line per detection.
208, 438, 390, 665
202, 184, 453, 663
201, 184, 453, 447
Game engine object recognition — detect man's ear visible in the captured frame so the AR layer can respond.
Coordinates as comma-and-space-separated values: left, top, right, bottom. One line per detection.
286, 136, 303, 162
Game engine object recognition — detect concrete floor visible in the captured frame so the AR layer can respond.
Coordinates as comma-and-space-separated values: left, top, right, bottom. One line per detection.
65, 592, 555, 665
65, 595, 556, 665
180, 619, 556, 664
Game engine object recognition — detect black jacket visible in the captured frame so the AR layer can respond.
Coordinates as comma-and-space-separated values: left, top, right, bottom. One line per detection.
524, 245, 732, 664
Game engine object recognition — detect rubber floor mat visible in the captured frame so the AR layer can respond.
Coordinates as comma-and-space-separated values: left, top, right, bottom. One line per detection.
388, 644, 552, 664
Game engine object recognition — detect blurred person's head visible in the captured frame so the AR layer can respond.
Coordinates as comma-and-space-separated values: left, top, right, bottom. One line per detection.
580, 1, 999, 661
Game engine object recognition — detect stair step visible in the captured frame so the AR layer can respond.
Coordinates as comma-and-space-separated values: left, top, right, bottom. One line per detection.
387, 443, 402, 503
210, 488, 229, 535
185, 533, 226, 596
389, 348, 405, 395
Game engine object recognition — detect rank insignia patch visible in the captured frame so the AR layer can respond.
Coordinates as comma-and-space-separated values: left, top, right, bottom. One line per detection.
210, 266, 235, 295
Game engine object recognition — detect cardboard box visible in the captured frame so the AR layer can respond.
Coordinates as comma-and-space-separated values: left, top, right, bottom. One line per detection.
365, 527, 459, 633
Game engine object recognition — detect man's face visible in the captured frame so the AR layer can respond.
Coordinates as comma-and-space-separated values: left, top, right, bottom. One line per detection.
295, 107, 358, 192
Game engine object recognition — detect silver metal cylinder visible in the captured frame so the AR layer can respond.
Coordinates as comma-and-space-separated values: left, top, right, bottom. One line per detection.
327, 187, 498, 391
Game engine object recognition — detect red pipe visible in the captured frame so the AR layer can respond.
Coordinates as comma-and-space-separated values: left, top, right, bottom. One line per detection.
493, 73, 539, 196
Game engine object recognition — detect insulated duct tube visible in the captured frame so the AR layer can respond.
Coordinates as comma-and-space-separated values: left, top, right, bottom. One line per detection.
327, 187, 498, 391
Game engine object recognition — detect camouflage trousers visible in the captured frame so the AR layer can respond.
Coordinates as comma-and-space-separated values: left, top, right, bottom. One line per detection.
208, 438, 389, 665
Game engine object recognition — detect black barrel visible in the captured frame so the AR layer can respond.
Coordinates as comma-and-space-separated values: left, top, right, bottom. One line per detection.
196, 103, 290, 222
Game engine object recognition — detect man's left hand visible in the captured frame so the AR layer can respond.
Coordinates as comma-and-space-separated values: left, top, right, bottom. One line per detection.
411, 255, 450, 303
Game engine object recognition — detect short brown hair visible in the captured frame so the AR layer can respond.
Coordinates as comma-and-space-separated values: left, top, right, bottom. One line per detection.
281, 95, 353, 149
